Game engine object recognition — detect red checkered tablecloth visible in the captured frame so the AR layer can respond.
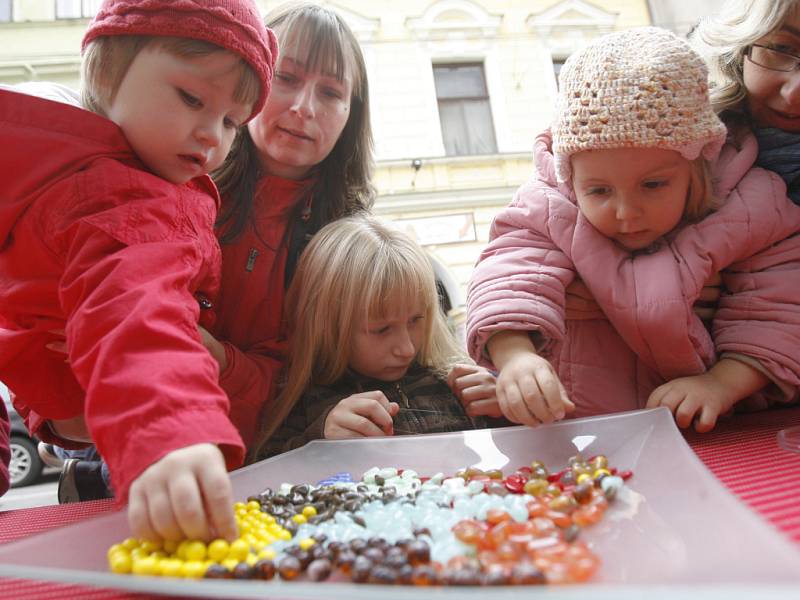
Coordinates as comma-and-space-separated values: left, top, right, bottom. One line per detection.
1, 406, 799, 599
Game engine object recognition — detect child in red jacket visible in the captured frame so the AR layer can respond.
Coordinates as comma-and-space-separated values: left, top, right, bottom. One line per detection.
0, 0, 276, 542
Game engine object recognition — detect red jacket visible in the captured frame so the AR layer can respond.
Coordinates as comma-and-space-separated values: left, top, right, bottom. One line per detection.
212, 176, 308, 449
0, 399, 9, 497
0, 90, 244, 500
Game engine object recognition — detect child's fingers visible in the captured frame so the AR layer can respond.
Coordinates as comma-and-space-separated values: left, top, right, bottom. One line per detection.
518, 373, 556, 424
459, 380, 496, 403
674, 396, 699, 429
463, 398, 503, 418
498, 389, 528, 425
128, 485, 161, 542
198, 465, 237, 541
694, 404, 719, 434
168, 475, 209, 541
146, 487, 183, 541
535, 372, 566, 421
558, 379, 575, 413
342, 413, 388, 437
354, 399, 395, 434
502, 379, 541, 427
447, 365, 476, 396
357, 391, 393, 414
646, 384, 668, 409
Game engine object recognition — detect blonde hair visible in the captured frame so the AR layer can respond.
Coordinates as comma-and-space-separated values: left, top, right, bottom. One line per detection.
691, 0, 800, 116
80, 36, 261, 117
214, 2, 374, 242
686, 158, 718, 221
254, 216, 465, 452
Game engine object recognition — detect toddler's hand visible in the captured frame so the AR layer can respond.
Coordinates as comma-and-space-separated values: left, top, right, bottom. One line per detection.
324, 391, 400, 439
127, 443, 236, 543
646, 372, 734, 432
497, 353, 574, 426
447, 364, 501, 418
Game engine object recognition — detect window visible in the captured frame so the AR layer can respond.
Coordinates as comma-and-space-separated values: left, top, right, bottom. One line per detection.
55, 0, 101, 19
433, 63, 497, 156
553, 58, 566, 88
0, 0, 11, 23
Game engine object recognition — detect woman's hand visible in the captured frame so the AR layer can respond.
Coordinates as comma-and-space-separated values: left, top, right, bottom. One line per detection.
447, 364, 501, 418
323, 391, 399, 439
127, 443, 237, 542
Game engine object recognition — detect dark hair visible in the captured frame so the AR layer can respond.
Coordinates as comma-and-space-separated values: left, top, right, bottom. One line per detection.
213, 3, 374, 243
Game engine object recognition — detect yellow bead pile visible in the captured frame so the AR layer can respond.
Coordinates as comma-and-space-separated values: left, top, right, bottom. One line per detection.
107, 500, 296, 577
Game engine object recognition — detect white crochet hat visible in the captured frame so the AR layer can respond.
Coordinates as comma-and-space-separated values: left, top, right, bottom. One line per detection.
553, 26, 727, 182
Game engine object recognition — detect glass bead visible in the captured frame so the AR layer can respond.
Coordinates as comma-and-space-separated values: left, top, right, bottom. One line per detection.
253, 558, 276, 580
351, 555, 373, 583
277, 555, 302, 580
131, 556, 159, 576
231, 562, 254, 580
203, 563, 229, 579
184, 540, 206, 562
573, 482, 594, 505
410, 564, 439, 586
511, 562, 547, 585
108, 552, 132, 575
307, 558, 333, 581
523, 478, 548, 496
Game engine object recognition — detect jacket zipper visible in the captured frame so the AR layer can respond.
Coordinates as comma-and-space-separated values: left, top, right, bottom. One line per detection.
245, 248, 259, 272
395, 382, 410, 408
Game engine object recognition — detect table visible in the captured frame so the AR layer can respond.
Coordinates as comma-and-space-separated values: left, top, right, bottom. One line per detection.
2, 406, 799, 599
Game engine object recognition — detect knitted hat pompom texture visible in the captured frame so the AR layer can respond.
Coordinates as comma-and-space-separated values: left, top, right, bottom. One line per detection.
82, 0, 278, 122
552, 26, 727, 182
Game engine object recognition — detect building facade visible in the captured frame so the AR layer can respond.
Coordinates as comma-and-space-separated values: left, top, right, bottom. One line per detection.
0, 0, 665, 311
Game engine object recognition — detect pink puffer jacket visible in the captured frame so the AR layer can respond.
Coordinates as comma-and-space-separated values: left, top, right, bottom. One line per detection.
467, 130, 800, 417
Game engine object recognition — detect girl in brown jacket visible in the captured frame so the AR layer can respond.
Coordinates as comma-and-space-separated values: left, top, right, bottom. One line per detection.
256, 216, 503, 458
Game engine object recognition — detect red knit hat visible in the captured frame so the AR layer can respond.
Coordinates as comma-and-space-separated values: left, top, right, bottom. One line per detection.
82, 0, 278, 121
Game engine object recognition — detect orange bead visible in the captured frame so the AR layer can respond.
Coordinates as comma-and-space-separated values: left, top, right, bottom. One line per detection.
544, 509, 573, 529
526, 499, 548, 518
571, 504, 603, 527
452, 519, 484, 546
485, 508, 513, 526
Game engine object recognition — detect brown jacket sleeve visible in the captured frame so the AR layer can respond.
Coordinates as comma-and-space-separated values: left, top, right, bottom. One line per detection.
258, 384, 348, 458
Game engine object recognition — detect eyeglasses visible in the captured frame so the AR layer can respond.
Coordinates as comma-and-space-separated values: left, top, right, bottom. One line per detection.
747, 43, 800, 72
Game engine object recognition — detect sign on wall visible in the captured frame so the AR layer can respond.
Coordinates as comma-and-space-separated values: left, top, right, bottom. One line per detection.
393, 213, 477, 246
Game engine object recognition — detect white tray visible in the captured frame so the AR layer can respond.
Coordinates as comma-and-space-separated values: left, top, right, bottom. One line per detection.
1, 407, 798, 599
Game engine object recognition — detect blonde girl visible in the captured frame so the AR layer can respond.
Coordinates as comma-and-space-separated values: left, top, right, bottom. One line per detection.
256, 216, 499, 457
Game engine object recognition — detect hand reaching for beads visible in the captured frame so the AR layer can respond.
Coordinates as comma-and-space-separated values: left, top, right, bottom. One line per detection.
447, 364, 501, 418
647, 358, 767, 432
127, 443, 237, 543
646, 373, 736, 432
324, 391, 400, 439
496, 352, 574, 427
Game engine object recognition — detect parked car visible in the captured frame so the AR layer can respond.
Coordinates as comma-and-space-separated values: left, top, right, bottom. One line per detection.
2, 382, 46, 488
